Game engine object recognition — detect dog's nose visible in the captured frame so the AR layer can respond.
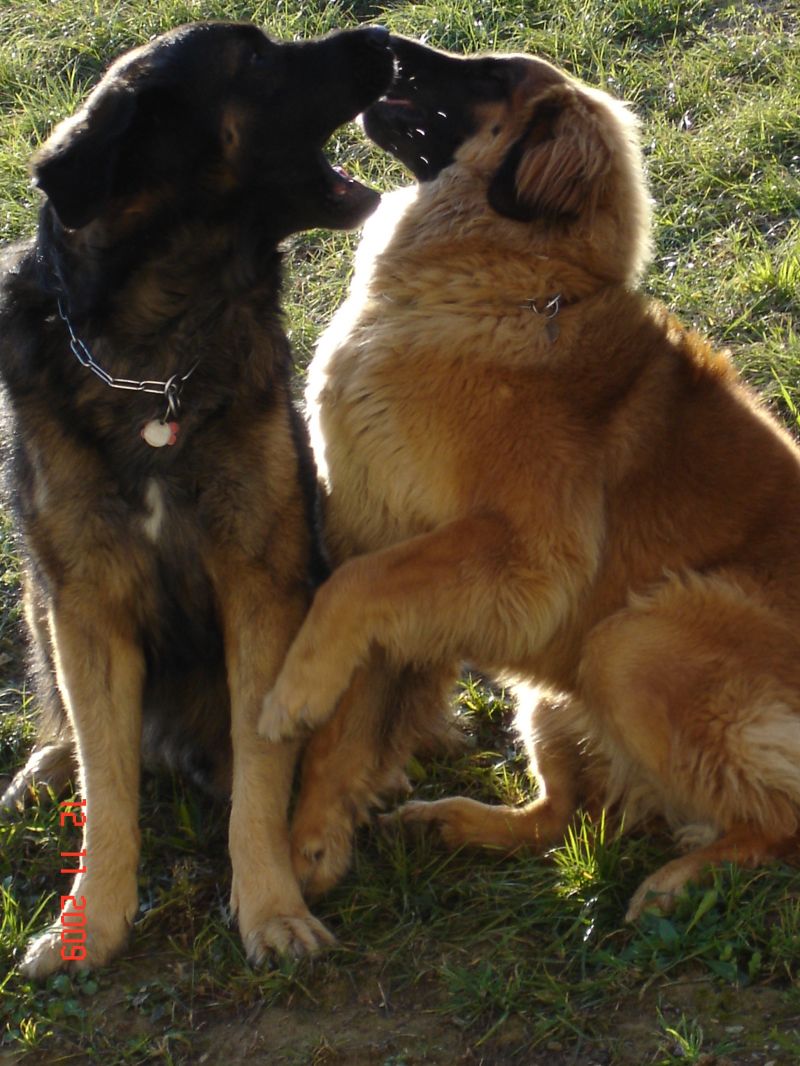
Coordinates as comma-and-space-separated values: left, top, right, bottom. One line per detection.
363, 26, 390, 49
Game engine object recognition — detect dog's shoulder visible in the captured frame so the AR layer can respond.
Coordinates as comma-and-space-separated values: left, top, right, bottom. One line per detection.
0, 238, 41, 325
0, 239, 51, 422
0, 237, 32, 278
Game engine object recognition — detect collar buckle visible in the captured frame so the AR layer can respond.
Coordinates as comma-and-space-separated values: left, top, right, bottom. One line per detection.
520, 293, 561, 318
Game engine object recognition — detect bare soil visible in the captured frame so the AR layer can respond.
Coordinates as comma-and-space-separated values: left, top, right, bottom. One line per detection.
5, 959, 799, 1065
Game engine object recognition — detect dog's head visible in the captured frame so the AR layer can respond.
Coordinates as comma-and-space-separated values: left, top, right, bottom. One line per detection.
364, 36, 651, 283
32, 22, 394, 238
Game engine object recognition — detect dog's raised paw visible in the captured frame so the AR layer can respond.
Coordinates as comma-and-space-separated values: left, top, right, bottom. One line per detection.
243, 914, 337, 965
258, 688, 311, 743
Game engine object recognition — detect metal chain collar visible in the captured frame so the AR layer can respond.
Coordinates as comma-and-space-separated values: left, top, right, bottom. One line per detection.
57, 300, 200, 421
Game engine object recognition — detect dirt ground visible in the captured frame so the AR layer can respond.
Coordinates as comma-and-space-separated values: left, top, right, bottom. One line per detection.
4, 960, 798, 1065
180, 983, 798, 1065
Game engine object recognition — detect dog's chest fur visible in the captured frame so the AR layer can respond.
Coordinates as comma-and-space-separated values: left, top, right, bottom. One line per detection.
306, 189, 556, 561
308, 321, 466, 558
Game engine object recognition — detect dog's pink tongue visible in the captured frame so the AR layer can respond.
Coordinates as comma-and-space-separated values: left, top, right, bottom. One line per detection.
331, 165, 353, 198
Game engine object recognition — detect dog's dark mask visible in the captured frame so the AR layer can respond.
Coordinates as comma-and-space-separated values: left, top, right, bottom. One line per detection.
364, 36, 592, 225
32, 22, 394, 238
364, 35, 515, 183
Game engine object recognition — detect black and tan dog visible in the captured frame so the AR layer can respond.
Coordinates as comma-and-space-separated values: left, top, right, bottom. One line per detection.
263, 37, 800, 919
0, 20, 393, 975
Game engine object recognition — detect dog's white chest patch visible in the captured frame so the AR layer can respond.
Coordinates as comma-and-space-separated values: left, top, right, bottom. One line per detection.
141, 479, 166, 543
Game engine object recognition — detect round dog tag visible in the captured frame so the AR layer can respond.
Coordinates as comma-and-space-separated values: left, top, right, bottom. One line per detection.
141, 420, 179, 447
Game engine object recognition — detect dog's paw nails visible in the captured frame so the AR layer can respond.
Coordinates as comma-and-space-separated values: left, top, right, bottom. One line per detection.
19, 927, 71, 979
243, 914, 336, 965
382, 799, 475, 850
378, 801, 438, 839
20, 917, 128, 978
389, 800, 434, 824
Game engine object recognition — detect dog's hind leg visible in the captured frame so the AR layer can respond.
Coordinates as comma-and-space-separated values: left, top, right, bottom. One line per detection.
291, 653, 459, 897
20, 593, 144, 978
390, 689, 585, 852
625, 823, 800, 920
212, 553, 336, 963
578, 572, 800, 921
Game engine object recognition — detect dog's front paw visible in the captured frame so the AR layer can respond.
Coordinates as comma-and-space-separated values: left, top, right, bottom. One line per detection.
258, 675, 315, 743
259, 658, 348, 743
292, 767, 411, 898
241, 912, 337, 965
291, 807, 357, 900
20, 926, 76, 979
20, 873, 138, 978
20, 914, 131, 978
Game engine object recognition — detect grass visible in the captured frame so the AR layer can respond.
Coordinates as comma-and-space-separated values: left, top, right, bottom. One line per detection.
1, 0, 800, 1062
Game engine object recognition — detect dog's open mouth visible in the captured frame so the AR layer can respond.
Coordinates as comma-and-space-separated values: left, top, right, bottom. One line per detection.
362, 35, 510, 183
321, 152, 381, 219
367, 91, 427, 132
327, 162, 369, 201
363, 92, 442, 181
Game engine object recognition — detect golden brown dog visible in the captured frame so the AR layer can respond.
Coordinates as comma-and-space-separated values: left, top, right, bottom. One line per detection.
261, 36, 800, 918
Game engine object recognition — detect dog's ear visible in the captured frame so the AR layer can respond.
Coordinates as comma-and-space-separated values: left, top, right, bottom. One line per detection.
31, 83, 138, 230
487, 85, 610, 223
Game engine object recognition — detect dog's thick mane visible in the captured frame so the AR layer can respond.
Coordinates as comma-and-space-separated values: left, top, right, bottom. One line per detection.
0, 234, 292, 497
33, 190, 286, 328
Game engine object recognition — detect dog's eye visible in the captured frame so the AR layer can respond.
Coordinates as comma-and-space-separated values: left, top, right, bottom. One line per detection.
246, 48, 284, 94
